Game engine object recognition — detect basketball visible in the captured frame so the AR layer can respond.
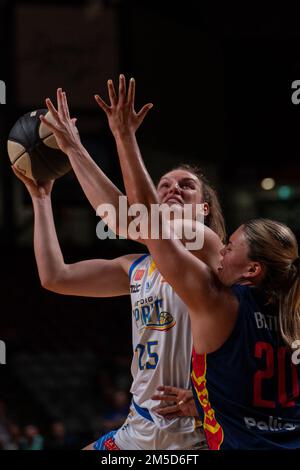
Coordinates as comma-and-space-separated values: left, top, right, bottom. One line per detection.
7, 109, 72, 182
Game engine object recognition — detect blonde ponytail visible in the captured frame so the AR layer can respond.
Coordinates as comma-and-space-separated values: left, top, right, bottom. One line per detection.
279, 259, 300, 347
243, 219, 300, 348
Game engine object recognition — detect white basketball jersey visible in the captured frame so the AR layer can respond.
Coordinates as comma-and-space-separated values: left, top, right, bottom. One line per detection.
129, 254, 195, 433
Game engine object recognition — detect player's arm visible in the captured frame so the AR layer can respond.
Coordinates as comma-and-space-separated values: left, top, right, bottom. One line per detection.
95, 76, 219, 309
95, 76, 238, 353
12, 168, 136, 297
39, 89, 134, 238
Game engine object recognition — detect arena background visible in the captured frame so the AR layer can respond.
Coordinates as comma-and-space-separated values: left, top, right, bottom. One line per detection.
0, 0, 299, 450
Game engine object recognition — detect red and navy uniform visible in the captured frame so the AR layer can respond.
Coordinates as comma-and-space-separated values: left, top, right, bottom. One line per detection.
191, 284, 300, 449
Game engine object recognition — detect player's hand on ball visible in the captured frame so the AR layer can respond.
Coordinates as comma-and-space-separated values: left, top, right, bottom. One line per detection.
95, 74, 153, 137
151, 385, 199, 419
12, 166, 54, 199
40, 88, 81, 155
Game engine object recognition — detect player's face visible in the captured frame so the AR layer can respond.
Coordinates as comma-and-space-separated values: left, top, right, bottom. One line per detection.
156, 169, 209, 220
217, 226, 255, 286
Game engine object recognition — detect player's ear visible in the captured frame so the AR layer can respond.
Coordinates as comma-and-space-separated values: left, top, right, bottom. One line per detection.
203, 202, 209, 217
245, 261, 265, 280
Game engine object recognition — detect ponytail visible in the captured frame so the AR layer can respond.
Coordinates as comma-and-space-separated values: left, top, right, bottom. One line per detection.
279, 258, 300, 347
243, 219, 300, 348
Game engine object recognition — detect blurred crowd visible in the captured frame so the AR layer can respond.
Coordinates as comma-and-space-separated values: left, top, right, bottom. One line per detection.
0, 387, 131, 450
0, 346, 132, 451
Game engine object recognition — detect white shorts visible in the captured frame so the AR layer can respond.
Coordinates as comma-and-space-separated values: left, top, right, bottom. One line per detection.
114, 403, 206, 450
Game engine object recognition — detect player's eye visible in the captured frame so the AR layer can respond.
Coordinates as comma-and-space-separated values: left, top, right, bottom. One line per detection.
180, 181, 196, 190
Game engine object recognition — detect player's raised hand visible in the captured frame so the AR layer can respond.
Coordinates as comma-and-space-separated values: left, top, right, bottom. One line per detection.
12, 166, 54, 199
95, 74, 153, 137
40, 88, 81, 155
151, 385, 199, 419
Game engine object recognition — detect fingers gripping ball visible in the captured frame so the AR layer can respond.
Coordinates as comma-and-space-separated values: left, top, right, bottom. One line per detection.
7, 109, 71, 182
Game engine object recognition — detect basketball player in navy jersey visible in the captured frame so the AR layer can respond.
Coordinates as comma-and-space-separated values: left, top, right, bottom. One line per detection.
93, 74, 300, 450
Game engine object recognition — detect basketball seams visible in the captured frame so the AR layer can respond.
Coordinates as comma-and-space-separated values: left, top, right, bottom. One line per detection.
8, 108, 71, 181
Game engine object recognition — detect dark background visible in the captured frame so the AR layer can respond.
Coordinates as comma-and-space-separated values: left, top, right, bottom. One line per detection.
0, 0, 299, 449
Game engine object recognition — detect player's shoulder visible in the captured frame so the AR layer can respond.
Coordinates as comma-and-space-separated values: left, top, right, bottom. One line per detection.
117, 253, 149, 276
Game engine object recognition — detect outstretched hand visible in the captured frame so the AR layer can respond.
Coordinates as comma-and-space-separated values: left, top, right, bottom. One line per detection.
12, 167, 54, 199
95, 74, 153, 137
39, 88, 81, 155
151, 385, 199, 419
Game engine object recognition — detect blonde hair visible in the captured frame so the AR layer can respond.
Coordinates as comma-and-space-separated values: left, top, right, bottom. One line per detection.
243, 219, 300, 347
170, 163, 226, 243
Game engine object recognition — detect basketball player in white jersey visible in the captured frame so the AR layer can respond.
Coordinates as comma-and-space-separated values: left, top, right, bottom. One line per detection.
13, 86, 225, 450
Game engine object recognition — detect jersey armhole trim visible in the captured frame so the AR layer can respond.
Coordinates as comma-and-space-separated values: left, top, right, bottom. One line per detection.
128, 254, 149, 280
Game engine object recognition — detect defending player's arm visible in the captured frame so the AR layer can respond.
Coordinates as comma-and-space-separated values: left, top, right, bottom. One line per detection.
96, 76, 238, 353
12, 167, 134, 297
95, 76, 218, 307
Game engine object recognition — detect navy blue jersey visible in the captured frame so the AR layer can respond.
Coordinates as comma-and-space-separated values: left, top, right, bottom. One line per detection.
191, 284, 300, 449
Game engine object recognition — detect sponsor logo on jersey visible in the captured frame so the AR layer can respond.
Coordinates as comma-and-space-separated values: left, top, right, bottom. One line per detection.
244, 415, 296, 432
134, 296, 155, 306
134, 269, 145, 281
130, 283, 141, 293
132, 297, 176, 332
145, 281, 152, 293
145, 278, 160, 292
145, 311, 176, 331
